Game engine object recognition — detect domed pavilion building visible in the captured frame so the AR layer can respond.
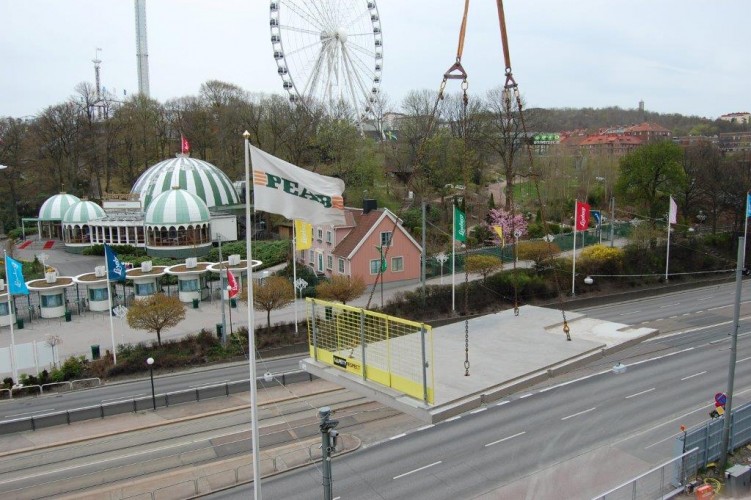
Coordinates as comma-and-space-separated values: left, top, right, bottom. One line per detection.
37, 193, 81, 239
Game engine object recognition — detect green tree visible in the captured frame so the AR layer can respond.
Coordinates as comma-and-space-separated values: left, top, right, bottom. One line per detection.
516, 240, 561, 271
464, 254, 503, 281
126, 293, 186, 346
615, 142, 686, 226
316, 275, 367, 305
247, 276, 294, 330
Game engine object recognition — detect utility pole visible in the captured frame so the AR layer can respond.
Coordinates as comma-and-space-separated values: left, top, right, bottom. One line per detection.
720, 236, 744, 469
421, 201, 427, 304
609, 197, 615, 248
217, 234, 227, 344
319, 407, 339, 500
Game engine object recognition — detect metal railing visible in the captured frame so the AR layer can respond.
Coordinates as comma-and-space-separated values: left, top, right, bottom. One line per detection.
593, 447, 700, 500
0, 370, 313, 435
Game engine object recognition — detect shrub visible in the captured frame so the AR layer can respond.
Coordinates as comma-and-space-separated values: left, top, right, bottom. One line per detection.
517, 240, 561, 271
579, 244, 624, 276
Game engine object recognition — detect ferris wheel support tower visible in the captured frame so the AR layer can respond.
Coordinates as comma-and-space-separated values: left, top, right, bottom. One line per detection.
134, 0, 151, 97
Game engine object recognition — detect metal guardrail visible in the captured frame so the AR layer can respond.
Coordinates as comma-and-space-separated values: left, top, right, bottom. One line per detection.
0, 370, 314, 435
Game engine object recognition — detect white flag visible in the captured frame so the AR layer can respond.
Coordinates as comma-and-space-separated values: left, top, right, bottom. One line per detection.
249, 145, 345, 225
668, 196, 677, 225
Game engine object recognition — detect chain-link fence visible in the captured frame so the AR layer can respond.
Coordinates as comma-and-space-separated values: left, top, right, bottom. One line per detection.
306, 298, 434, 404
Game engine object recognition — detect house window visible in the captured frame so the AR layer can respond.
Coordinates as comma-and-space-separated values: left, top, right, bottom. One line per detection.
370, 259, 381, 275
326, 230, 332, 244
338, 258, 345, 273
317, 228, 323, 241
309, 250, 314, 263
317, 253, 324, 272
327, 255, 333, 270
391, 257, 404, 272
380, 231, 392, 247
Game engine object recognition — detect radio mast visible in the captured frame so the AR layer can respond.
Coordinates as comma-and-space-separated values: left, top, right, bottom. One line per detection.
134, 0, 151, 97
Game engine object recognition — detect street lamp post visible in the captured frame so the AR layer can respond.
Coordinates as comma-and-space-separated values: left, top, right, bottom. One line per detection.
146, 357, 156, 410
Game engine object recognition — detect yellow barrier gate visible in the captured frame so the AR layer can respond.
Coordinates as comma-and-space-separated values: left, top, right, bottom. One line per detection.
306, 298, 434, 404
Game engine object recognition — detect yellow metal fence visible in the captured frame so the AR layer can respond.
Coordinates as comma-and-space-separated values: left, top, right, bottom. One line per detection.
306, 298, 434, 404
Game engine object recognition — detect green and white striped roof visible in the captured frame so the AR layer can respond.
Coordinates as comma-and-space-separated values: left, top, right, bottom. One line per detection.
63, 200, 106, 224
145, 187, 210, 226
38, 193, 81, 221
131, 154, 239, 210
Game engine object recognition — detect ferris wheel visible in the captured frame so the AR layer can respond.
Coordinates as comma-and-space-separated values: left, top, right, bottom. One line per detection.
270, 1, 383, 123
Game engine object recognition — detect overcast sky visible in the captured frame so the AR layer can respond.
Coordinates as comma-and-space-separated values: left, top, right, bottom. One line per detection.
1, 1, 748, 120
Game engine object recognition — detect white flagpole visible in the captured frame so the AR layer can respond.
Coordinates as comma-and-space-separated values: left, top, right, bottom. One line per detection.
104, 250, 118, 365
665, 216, 672, 281
451, 205, 456, 312
3, 252, 18, 383
571, 203, 578, 296
243, 131, 262, 500
292, 224, 299, 335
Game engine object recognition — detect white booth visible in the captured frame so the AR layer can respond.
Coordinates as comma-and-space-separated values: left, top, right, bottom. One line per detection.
126, 261, 167, 300
166, 258, 211, 304
73, 267, 112, 312
206, 255, 263, 300
26, 271, 74, 319
0, 280, 12, 327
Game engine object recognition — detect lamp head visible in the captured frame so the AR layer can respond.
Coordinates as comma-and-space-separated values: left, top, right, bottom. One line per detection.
146, 357, 154, 365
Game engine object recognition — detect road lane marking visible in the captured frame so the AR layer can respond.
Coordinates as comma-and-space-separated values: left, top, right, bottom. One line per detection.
561, 407, 596, 420
627, 347, 694, 366
4, 409, 56, 418
445, 416, 461, 422
471, 407, 487, 414
519, 393, 533, 399
496, 401, 509, 407
393, 461, 442, 480
697, 296, 712, 301
625, 388, 655, 399
485, 431, 526, 447
669, 315, 678, 319
102, 395, 144, 403
417, 424, 434, 431
619, 310, 641, 316
659, 303, 680, 309
389, 433, 406, 440
739, 356, 751, 363
681, 371, 707, 381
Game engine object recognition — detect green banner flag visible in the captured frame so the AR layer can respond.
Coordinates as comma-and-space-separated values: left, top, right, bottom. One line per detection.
375, 246, 387, 272
454, 205, 467, 242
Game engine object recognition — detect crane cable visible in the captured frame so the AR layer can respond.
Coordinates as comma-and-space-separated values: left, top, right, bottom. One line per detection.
494, 0, 571, 339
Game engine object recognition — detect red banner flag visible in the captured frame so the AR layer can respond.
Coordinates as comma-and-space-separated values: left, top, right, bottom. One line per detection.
181, 134, 190, 154
575, 201, 590, 231
227, 270, 239, 299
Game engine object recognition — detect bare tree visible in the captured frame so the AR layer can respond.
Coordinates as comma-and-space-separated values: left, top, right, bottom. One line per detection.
126, 293, 186, 346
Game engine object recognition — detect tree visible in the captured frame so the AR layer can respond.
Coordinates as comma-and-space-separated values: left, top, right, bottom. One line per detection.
516, 240, 561, 271
247, 276, 294, 330
487, 208, 528, 242
126, 293, 186, 346
316, 276, 367, 305
464, 254, 503, 281
615, 142, 686, 227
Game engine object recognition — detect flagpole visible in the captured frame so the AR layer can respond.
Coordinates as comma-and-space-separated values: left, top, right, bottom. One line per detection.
744, 192, 750, 268
571, 202, 578, 296
243, 131, 262, 500
292, 225, 298, 335
451, 204, 456, 312
665, 216, 672, 281
3, 252, 18, 383
104, 250, 118, 365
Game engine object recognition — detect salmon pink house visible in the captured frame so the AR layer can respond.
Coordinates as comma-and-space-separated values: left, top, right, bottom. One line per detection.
301, 201, 422, 286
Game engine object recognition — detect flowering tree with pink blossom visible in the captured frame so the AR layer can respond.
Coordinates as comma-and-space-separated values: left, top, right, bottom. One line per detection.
487, 209, 528, 244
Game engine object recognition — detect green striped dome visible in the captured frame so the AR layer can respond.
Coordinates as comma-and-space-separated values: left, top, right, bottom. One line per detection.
132, 155, 239, 210
39, 193, 81, 221
145, 187, 210, 226
63, 200, 105, 224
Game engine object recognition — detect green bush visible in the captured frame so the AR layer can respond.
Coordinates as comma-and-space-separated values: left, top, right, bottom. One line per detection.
8, 227, 37, 240
206, 240, 290, 269
83, 244, 146, 257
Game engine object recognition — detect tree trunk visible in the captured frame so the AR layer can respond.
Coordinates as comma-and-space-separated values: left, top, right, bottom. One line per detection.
156, 329, 162, 346
267, 310, 271, 331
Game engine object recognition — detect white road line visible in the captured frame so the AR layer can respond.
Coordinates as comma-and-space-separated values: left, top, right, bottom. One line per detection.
496, 401, 509, 407
645, 432, 682, 450
659, 303, 680, 309
102, 395, 144, 403
619, 310, 641, 316
445, 415, 462, 422
669, 315, 678, 319
739, 357, 751, 363
696, 311, 704, 314
485, 431, 526, 447
681, 371, 707, 381
627, 347, 695, 367
561, 407, 596, 420
4, 409, 55, 418
519, 393, 533, 399
189, 381, 229, 388
389, 433, 406, 440
471, 407, 487, 414
417, 424, 434, 431
393, 461, 442, 480
655, 318, 664, 322
625, 388, 655, 399
697, 296, 712, 301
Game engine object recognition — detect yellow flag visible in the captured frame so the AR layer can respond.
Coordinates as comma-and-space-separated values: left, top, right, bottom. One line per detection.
295, 220, 313, 250
491, 225, 505, 246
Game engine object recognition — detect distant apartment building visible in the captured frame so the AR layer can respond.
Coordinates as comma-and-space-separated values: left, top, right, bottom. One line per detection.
718, 132, 751, 153
719, 112, 751, 125
558, 123, 671, 157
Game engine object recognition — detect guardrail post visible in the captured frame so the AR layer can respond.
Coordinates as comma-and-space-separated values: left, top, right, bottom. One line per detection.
311, 299, 318, 361
31, 417, 36, 431
66, 411, 70, 425
360, 310, 367, 381
420, 323, 428, 404
133, 399, 137, 413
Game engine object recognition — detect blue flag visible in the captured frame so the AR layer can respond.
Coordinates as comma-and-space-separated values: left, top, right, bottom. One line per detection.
591, 210, 602, 225
4, 255, 29, 295
746, 192, 751, 218
104, 244, 126, 281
